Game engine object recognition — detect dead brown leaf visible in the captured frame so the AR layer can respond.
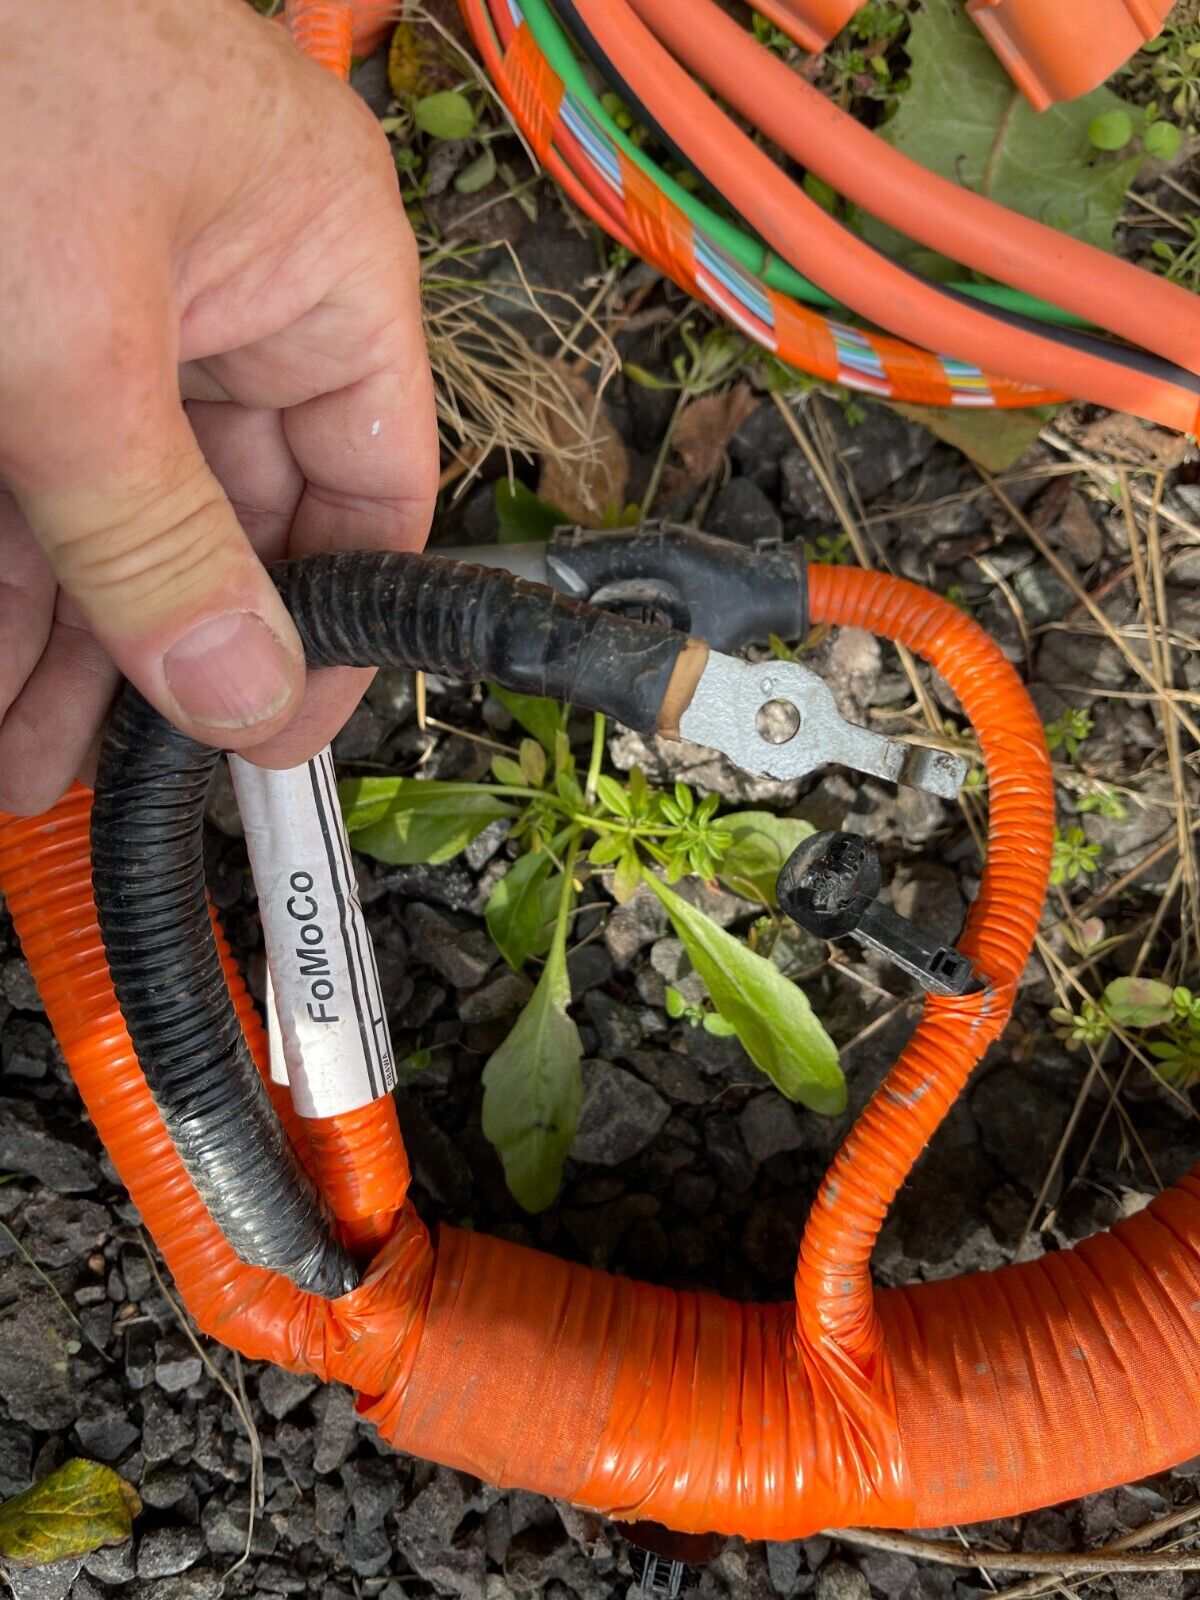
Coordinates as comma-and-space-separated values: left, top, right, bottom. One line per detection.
1055, 402, 1196, 472
658, 383, 758, 502
537, 367, 629, 526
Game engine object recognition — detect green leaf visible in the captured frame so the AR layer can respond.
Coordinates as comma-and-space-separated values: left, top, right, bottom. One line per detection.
1088, 110, 1134, 151
1102, 977, 1176, 1028
486, 848, 556, 970
487, 684, 567, 753
454, 146, 497, 195
412, 90, 476, 140
494, 479, 569, 544
518, 739, 547, 788
612, 847, 643, 904
643, 875, 844, 1113
594, 775, 632, 819
717, 811, 816, 905
482, 911, 582, 1211
339, 778, 517, 865
665, 985, 686, 1019
702, 1012, 738, 1037
1144, 120, 1182, 160
588, 833, 628, 867
0, 1460, 140, 1569
860, 0, 1144, 261
490, 755, 527, 787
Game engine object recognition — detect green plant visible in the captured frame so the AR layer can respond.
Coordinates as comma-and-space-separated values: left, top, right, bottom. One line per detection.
819, 0, 911, 109
1050, 825, 1102, 886
804, 531, 853, 565
1044, 707, 1094, 761
1123, 23, 1200, 124
1105, 977, 1200, 1088
1050, 997, 1112, 1052
665, 985, 738, 1035
1149, 216, 1200, 293
1075, 784, 1128, 820
341, 697, 844, 1209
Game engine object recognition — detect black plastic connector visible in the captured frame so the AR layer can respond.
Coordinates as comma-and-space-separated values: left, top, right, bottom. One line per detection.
777, 831, 975, 996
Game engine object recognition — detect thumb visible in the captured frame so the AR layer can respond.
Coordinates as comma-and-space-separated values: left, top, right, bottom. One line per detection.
10, 379, 307, 754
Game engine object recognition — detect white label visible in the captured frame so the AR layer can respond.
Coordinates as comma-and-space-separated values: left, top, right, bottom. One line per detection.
230, 749, 396, 1118
265, 968, 290, 1088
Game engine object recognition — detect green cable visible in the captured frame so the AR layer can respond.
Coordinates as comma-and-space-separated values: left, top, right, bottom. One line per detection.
520, 0, 1090, 329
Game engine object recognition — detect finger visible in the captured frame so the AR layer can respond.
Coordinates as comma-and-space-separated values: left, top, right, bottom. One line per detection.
0, 489, 56, 723
0, 596, 120, 816
5, 285, 308, 753
185, 401, 304, 558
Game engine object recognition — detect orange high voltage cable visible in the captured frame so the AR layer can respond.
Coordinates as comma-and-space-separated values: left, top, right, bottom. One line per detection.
7, 567, 1200, 1536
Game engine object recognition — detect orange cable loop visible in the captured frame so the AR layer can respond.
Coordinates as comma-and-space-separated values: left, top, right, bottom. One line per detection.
7, 568, 1200, 1537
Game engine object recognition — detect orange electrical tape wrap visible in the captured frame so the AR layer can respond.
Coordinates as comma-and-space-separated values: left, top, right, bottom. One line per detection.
5, 567, 1200, 1537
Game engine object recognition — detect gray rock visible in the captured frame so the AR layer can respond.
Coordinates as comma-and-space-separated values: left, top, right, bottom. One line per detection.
459, 970, 533, 1024
703, 1116, 754, 1194
566, 942, 613, 997
0, 1099, 100, 1192
311, 1384, 358, 1475
465, 819, 511, 872
20, 1194, 109, 1268
331, 702, 388, 762
136, 1571, 224, 1600
603, 885, 669, 969
731, 401, 793, 494
973, 1068, 1070, 1197
398, 1467, 472, 1547
365, 666, 415, 723
627, 1049, 710, 1107
140, 1393, 194, 1464
250, 1561, 307, 1595
314, 1480, 347, 1536
2, 959, 43, 1013
257, 1366, 318, 1421
815, 1560, 870, 1600
380, 862, 476, 912
200, 1497, 277, 1559
706, 476, 783, 547
125, 1321, 158, 1390
401, 1537, 487, 1599
1, 1557, 82, 1600
739, 1094, 806, 1162
402, 903, 496, 989
582, 990, 643, 1059
136, 1528, 205, 1580
154, 1336, 202, 1395
891, 864, 965, 948
0, 1422, 33, 1498
766, 1542, 804, 1597
74, 1392, 139, 1462
0, 1264, 79, 1429
84, 1539, 137, 1585
0, 1017, 55, 1082
564, 1195, 661, 1265
1081, 773, 1175, 891
860, 1552, 918, 1597
1035, 630, 1128, 692
1011, 561, 1074, 625
570, 1061, 669, 1166
140, 1466, 192, 1511
1108, 1576, 1183, 1600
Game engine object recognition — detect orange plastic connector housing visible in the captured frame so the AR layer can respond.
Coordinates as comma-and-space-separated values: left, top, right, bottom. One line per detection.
967, 0, 1173, 112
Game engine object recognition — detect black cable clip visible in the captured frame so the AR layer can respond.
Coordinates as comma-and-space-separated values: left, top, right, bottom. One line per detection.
776, 831, 976, 997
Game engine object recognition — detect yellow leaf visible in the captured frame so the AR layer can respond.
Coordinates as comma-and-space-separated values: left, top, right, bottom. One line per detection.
0, 1459, 141, 1569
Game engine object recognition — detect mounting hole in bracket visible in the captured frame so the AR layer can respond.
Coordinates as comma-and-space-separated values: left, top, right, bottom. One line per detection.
755, 698, 801, 745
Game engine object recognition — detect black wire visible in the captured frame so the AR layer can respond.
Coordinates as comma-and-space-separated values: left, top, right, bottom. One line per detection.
551, 0, 1200, 398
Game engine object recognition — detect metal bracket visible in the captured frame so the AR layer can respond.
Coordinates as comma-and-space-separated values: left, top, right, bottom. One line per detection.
676, 652, 967, 799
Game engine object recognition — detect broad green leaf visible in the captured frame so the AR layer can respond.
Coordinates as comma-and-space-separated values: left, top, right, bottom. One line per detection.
588, 833, 628, 867
412, 90, 475, 141
482, 929, 582, 1211
859, 0, 1144, 263
487, 684, 567, 753
644, 876, 844, 1114
0, 1460, 140, 1569
490, 755, 526, 787
665, 985, 686, 1020
702, 1012, 738, 1037
717, 811, 816, 905
1145, 120, 1182, 160
1103, 977, 1176, 1028
486, 848, 556, 970
1088, 111, 1134, 151
494, 479, 569, 544
339, 778, 517, 865
889, 402, 1058, 472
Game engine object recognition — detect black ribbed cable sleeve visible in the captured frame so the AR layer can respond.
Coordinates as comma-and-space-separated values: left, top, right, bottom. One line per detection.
91, 552, 691, 1298
271, 551, 687, 734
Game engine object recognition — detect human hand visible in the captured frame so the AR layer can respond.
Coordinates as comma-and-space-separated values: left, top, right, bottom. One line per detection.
0, 0, 438, 815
